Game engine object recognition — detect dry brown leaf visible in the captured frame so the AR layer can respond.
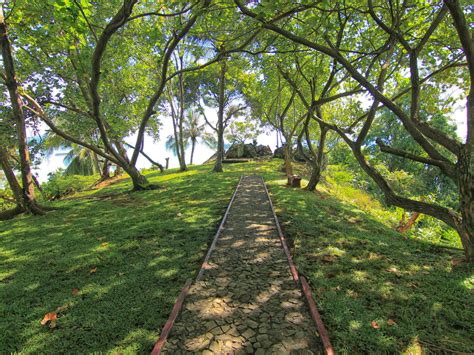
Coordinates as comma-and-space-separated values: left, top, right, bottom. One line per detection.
72, 288, 79, 296
89, 267, 97, 274
40, 312, 57, 326
387, 319, 396, 326
371, 321, 380, 329
451, 258, 463, 267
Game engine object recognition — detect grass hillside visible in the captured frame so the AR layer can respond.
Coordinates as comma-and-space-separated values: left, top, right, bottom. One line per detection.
1, 160, 472, 353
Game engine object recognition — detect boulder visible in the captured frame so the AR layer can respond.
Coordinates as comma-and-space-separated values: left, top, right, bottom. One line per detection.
273, 146, 285, 159
226, 143, 272, 159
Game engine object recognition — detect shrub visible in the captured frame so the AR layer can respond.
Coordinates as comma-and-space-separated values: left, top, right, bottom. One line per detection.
42, 169, 95, 199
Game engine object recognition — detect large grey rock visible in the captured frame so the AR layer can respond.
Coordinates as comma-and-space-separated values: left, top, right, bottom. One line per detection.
226, 143, 272, 159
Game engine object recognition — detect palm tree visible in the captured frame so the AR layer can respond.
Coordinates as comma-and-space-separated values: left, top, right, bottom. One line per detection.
184, 111, 216, 164
165, 110, 216, 165
43, 132, 100, 176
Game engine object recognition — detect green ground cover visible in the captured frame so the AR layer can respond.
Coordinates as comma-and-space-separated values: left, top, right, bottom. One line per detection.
1, 160, 472, 353
0, 166, 240, 352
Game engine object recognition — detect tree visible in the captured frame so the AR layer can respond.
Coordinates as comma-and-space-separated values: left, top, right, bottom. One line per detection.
5, 0, 213, 190
199, 57, 248, 172
234, 0, 474, 260
0, 6, 44, 216
184, 110, 216, 164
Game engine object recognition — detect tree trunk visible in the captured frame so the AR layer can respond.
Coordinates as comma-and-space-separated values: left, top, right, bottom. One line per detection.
32, 173, 43, 193
101, 159, 111, 179
305, 161, 321, 192
92, 151, 101, 174
305, 125, 328, 192
457, 144, 474, 261
115, 141, 130, 164
213, 59, 227, 173
190, 138, 196, 165
396, 211, 421, 233
177, 57, 187, 172
127, 166, 150, 191
283, 143, 293, 176
0, 10, 43, 215
0, 147, 24, 208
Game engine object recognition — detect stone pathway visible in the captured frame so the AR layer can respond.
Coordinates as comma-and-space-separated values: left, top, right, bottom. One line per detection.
162, 176, 322, 354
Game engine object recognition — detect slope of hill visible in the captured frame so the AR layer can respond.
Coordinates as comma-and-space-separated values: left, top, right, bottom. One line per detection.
0, 160, 472, 353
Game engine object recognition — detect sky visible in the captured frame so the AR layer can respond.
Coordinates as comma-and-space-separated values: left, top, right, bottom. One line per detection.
32, 102, 467, 183
32, 108, 279, 183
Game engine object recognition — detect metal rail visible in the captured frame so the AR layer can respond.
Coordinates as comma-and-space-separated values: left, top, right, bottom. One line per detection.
261, 177, 334, 355
150, 175, 243, 354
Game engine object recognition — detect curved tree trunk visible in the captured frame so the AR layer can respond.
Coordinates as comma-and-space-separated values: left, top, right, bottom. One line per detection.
190, 138, 196, 165
457, 145, 474, 261
213, 59, 227, 173
0, 147, 24, 211
1, 10, 43, 215
283, 143, 293, 176
305, 162, 321, 192
305, 125, 328, 192
126, 165, 150, 191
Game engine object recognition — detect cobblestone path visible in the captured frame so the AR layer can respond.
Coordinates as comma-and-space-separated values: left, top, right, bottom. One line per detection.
162, 176, 322, 354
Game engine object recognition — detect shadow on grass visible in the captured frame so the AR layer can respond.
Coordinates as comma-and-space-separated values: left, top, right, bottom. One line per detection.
0, 166, 240, 352
266, 179, 473, 353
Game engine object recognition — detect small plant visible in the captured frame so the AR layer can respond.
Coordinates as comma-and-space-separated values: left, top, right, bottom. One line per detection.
42, 169, 96, 200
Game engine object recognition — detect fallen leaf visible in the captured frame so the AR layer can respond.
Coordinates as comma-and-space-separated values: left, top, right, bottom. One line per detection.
40, 312, 57, 326
89, 267, 97, 274
371, 321, 380, 329
72, 288, 79, 296
177, 212, 182, 217
100, 242, 109, 248
451, 259, 463, 267
387, 319, 396, 326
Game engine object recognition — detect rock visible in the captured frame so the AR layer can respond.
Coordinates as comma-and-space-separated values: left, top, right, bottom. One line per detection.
242, 328, 256, 339
246, 319, 259, 329
273, 146, 285, 159
226, 143, 272, 159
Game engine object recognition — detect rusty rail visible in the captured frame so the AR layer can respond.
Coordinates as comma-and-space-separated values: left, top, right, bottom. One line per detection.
151, 175, 243, 354
261, 177, 335, 355
151, 279, 192, 355
196, 175, 243, 281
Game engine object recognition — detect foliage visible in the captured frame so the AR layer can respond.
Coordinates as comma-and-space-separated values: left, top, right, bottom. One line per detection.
41, 170, 96, 199
1, 161, 471, 353
0, 165, 238, 352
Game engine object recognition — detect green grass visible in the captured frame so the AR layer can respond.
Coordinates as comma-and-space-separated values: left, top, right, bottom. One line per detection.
256, 161, 473, 353
0, 165, 241, 352
1, 160, 472, 353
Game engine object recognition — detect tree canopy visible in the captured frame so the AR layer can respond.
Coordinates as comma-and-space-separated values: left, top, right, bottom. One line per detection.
0, 0, 473, 261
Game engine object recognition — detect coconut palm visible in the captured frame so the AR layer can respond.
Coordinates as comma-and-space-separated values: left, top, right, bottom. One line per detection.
165, 110, 216, 165
43, 132, 100, 176
184, 111, 216, 164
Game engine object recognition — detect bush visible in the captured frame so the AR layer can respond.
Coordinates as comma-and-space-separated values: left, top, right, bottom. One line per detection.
0, 188, 16, 211
42, 169, 95, 199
